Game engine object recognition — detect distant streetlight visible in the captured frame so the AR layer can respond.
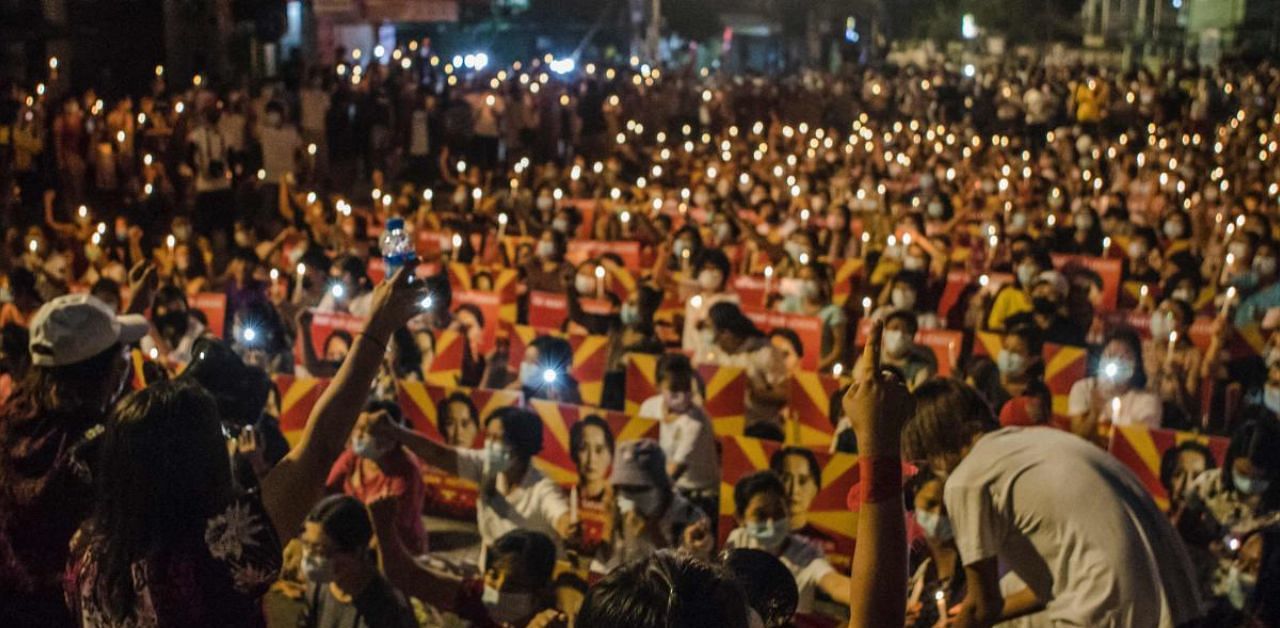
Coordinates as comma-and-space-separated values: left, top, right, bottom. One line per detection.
962, 14, 979, 40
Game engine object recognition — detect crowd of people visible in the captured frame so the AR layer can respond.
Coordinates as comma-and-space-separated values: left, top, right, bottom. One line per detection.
1, 44, 1280, 627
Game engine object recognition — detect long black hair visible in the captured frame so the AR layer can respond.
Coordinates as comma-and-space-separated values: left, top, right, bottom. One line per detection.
86, 380, 233, 620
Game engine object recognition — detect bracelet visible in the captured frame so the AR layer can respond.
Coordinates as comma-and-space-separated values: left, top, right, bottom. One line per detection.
855, 455, 903, 506
357, 332, 389, 350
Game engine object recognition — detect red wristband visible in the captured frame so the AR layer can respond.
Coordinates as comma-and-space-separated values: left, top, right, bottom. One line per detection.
858, 455, 903, 505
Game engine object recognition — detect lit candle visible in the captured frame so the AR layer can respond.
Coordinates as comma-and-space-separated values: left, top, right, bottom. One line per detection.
497, 212, 508, 240
1166, 330, 1178, 369
935, 590, 947, 627
569, 485, 579, 524
862, 296, 872, 318
1222, 286, 1238, 315
1103, 236, 1112, 257
595, 265, 606, 299
764, 265, 774, 299
1110, 397, 1121, 424
166, 234, 176, 252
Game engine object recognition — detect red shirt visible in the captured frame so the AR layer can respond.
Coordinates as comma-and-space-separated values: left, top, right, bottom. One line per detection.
326, 447, 428, 555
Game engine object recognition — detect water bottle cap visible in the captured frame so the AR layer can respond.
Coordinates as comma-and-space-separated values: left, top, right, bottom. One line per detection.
386, 217, 405, 231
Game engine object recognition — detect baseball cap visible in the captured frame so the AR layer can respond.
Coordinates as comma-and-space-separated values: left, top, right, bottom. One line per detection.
609, 439, 669, 488
28, 294, 149, 367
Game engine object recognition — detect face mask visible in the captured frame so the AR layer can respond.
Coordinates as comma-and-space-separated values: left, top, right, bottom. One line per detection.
174, 225, 192, 242
997, 350, 1027, 377
452, 190, 468, 205
536, 196, 554, 211
799, 280, 819, 301
700, 327, 717, 350
673, 240, 690, 260
713, 222, 732, 241
301, 550, 334, 583
747, 518, 789, 551
1009, 213, 1028, 231
1225, 565, 1257, 611
915, 509, 954, 542
882, 330, 909, 358
1229, 242, 1249, 260
902, 255, 926, 272
621, 490, 663, 518
1171, 288, 1194, 303
552, 218, 570, 233
1074, 214, 1094, 231
1016, 263, 1039, 288
1254, 256, 1277, 277
519, 361, 545, 388
890, 288, 916, 311
483, 586, 537, 625
784, 241, 805, 262
574, 275, 596, 296
1263, 384, 1280, 413
620, 303, 640, 326
981, 179, 995, 194
352, 433, 390, 459
1128, 242, 1149, 260
1032, 296, 1058, 315
1163, 221, 1186, 240
484, 440, 512, 475
1234, 474, 1271, 496
664, 390, 692, 414
811, 196, 827, 212
535, 241, 556, 260
1150, 311, 1175, 340
693, 191, 710, 207
234, 232, 252, 248
697, 269, 722, 292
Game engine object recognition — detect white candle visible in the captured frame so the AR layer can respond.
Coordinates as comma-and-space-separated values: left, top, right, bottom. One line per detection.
935, 590, 947, 627
764, 265, 774, 298
569, 485, 579, 524
595, 265, 606, 299
1166, 331, 1178, 368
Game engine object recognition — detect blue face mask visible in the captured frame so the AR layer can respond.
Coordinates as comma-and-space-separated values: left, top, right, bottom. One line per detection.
996, 350, 1027, 377
1264, 385, 1280, 414
352, 434, 390, 459
518, 362, 544, 387
747, 518, 789, 551
1234, 474, 1271, 496
915, 509, 954, 542
620, 303, 640, 326
1226, 565, 1257, 610
484, 440, 512, 475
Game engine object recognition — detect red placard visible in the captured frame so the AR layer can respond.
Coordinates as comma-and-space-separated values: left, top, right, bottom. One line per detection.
731, 275, 769, 309
529, 291, 568, 329
915, 328, 963, 377
189, 292, 227, 338
1051, 254, 1123, 311
566, 240, 643, 270
742, 309, 823, 371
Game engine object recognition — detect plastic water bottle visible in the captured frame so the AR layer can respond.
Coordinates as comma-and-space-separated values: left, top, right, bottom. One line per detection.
380, 217, 413, 280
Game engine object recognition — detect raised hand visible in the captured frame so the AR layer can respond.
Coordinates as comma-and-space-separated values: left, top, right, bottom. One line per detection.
366, 261, 429, 342
842, 320, 914, 457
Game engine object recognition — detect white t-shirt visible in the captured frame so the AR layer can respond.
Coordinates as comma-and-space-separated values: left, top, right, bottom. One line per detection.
299, 88, 330, 133
725, 529, 835, 613
457, 449, 569, 556
189, 126, 231, 193
658, 407, 719, 492
1067, 377, 1162, 428
945, 427, 1201, 627
259, 125, 302, 182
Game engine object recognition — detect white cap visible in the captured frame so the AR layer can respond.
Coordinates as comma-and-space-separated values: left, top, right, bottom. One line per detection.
28, 294, 150, 367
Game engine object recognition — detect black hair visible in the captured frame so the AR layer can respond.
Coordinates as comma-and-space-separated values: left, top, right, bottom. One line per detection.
1222, 420, 1280, 506
182, 337, 271, 428
1004, 323, 1044, 360
576, 550, 750, 628
708, 302, 764, 340
454, 303, 486, 329
306, 494, 374, 553
570, 414, 615, 470
89, 380, 232, 620
485, 407, 544, 459
722, 548, 798, 628
334, 254, 370, 290
902, 378, 997, 463
1, 341, 123, 423
656, 352, 694, 393
489, 529, 557, 588
733, 470, 787, 516
695, 249, 732, 285
768, 328, 804, 359
770, 447, 821, 491
323, 330, 355, 358
885, 309, 920, 336
363, 398, 404, 427
1158, 440, 1217, 494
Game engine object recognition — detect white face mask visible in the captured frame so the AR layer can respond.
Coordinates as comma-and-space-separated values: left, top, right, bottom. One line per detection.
698, 269, 723, 292
574, 275, 596, 296
301, 550, 334, 583
882, 329, 909, 358
536, 241, 556, 260
891, 288, 916, 311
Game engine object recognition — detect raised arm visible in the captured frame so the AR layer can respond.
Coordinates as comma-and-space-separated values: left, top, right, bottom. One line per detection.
259, 264, 427, 539
845, 320, 912, 628
374, 419, 461, 476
